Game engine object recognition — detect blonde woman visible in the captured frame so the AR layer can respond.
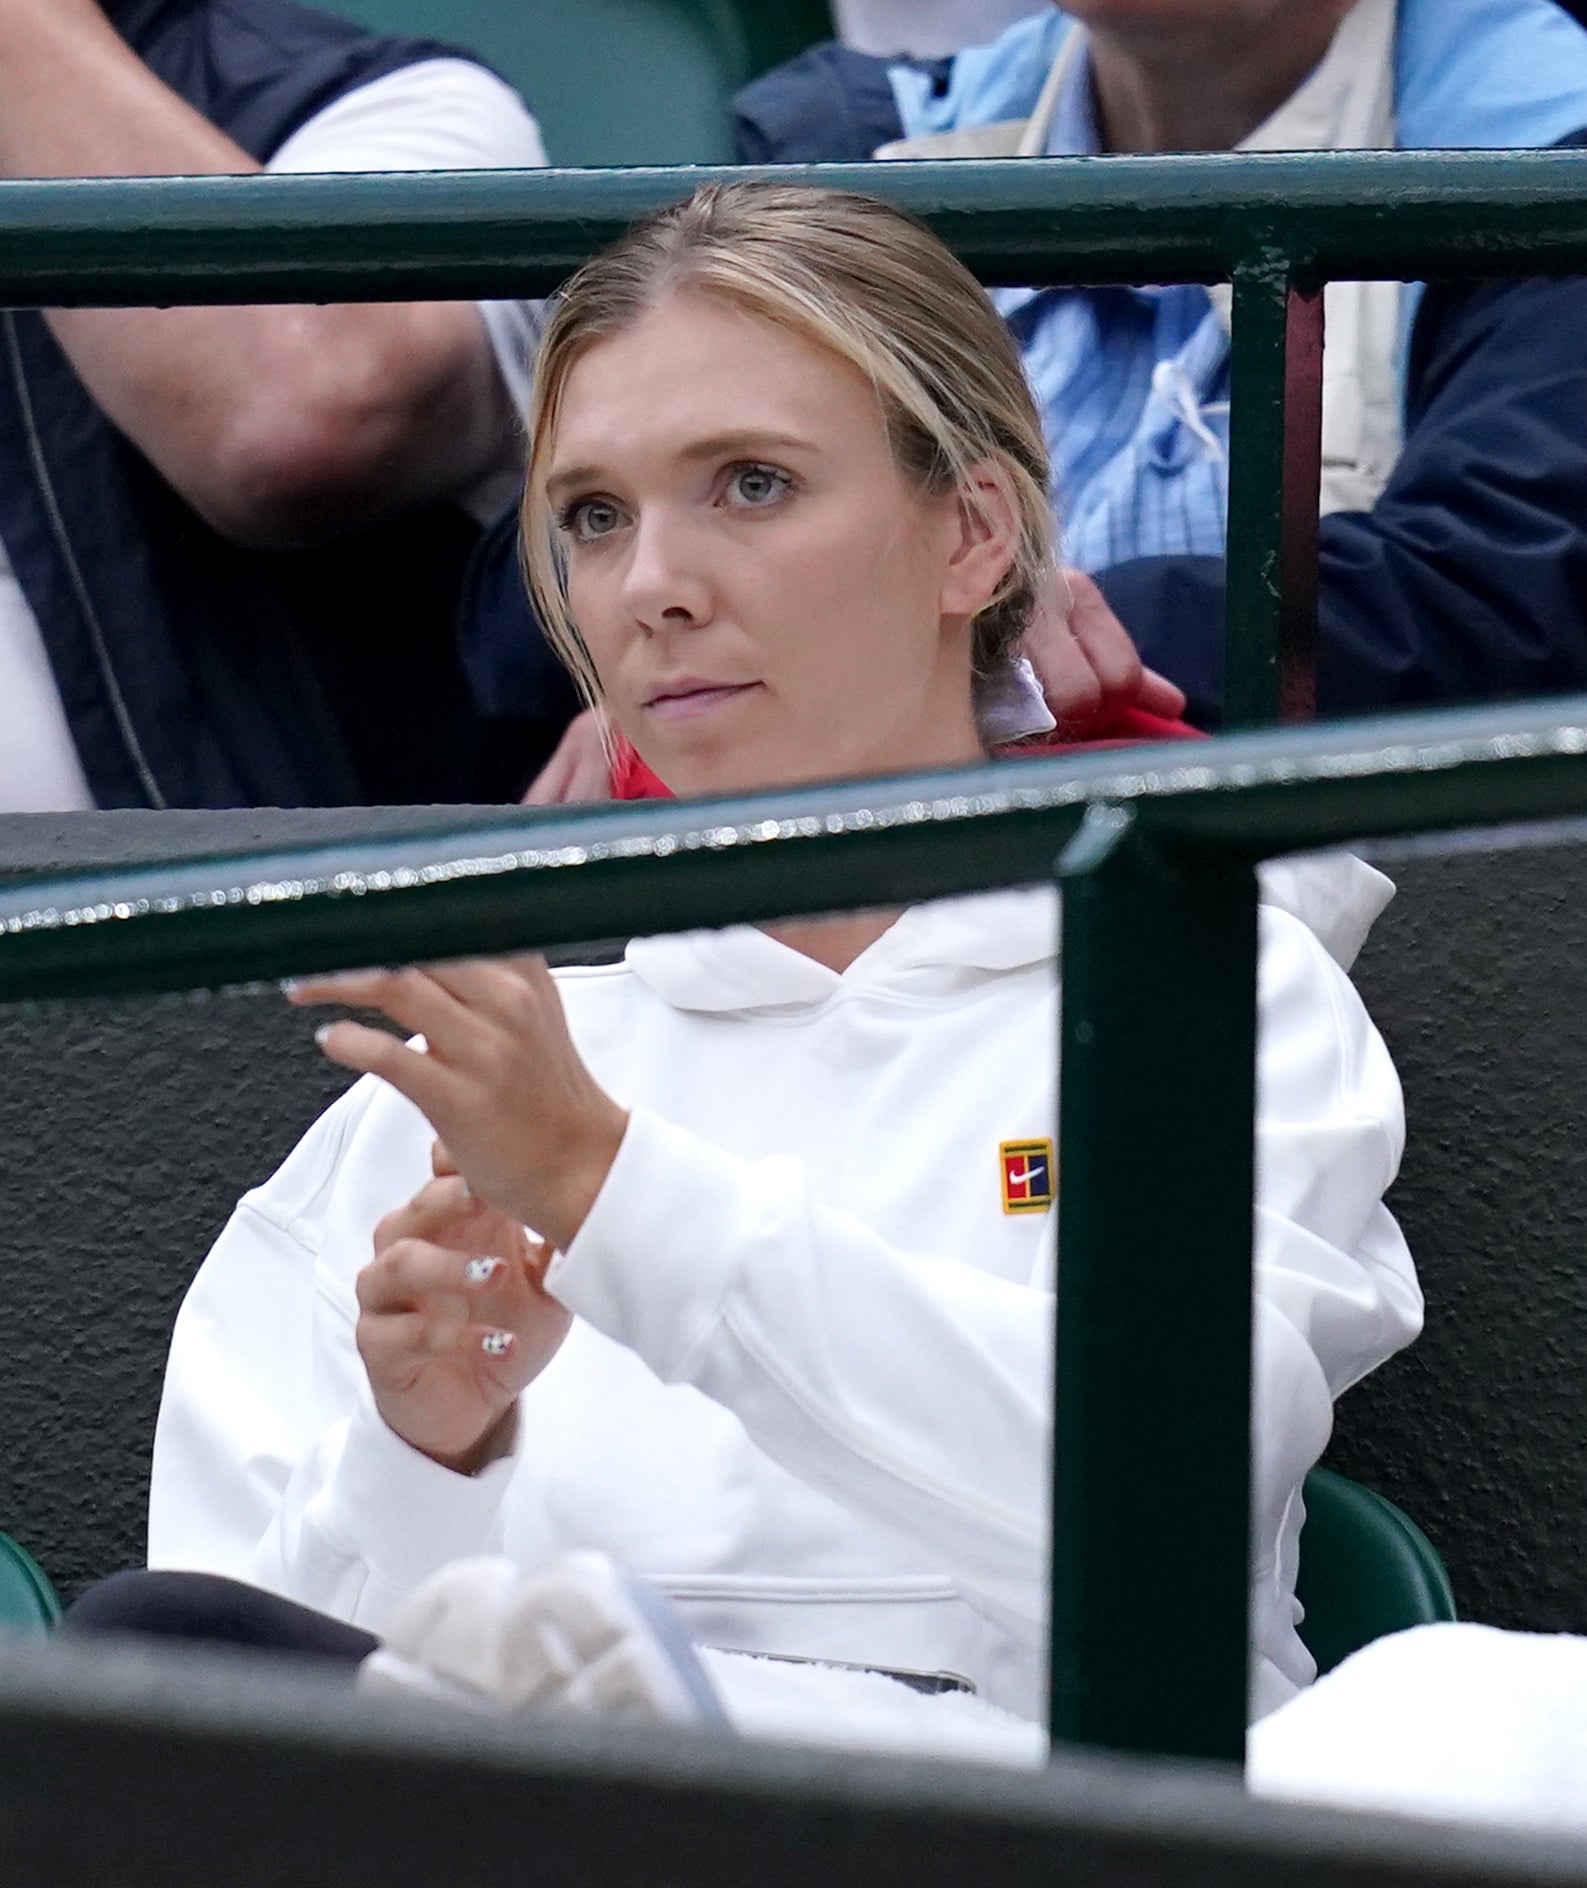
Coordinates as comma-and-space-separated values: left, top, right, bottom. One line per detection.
105, 184, 1420, 1755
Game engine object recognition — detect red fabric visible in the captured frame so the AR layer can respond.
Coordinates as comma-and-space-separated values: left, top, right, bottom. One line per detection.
608, 704, 1202, 802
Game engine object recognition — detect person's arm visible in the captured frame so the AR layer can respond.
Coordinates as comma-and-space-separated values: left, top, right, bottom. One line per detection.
0, 0, 523, 548
147, 1082, 552, 1626
295, 903, 1421, 1641
1314, 267, 1587, 713
1097, 266, 1587, 724
541, 904, 1419, 1638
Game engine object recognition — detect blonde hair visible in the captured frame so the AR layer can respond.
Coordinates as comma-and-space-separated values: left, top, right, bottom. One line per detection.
522, 180, 1055, 708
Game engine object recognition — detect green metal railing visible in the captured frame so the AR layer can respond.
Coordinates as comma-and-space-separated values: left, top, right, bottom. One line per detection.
6, 150, 1587, 1769
11, 148, 1587, 721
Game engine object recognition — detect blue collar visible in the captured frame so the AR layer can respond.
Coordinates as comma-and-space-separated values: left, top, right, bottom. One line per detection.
891, 0, 1587, 153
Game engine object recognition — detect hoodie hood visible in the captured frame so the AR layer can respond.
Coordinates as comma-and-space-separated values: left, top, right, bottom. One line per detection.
625, 853, 1393, 1016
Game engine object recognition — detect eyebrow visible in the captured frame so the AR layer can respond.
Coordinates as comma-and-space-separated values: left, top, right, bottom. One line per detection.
545, 430, 818, 505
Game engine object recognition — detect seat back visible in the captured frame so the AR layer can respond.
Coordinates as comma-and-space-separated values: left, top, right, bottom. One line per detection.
0, 1530, 62, 1636
1296, 1467, 1456, 1676
332, 0, 834, 167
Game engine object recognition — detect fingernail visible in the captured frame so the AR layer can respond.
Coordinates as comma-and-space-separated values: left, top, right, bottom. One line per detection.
314, 1024, 335, 1048
464, 1256, 503, 1286
480, 1330, 514, 1358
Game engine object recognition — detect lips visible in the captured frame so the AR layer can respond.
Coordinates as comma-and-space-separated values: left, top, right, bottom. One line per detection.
642, 679, 761, 723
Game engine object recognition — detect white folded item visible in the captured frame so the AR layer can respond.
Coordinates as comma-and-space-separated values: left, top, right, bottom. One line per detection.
1249, 1623, 1587, 1833
357, 1552, 725, 1726
355, 1551, 1045, 1763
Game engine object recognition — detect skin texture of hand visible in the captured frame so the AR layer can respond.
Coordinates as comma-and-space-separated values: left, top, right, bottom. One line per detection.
359, 1143, 572, 1472
288, 956, 629, 1252
1020, 566, 1187, 736
522, 708, 615, 806
0, 0, 512, 546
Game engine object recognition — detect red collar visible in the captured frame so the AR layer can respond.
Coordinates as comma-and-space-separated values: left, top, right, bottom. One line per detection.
609, 705, 1202, 801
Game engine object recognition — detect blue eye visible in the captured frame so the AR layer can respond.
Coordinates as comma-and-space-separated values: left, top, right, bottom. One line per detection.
558, 497, 625, 543
728, 464, 792, 508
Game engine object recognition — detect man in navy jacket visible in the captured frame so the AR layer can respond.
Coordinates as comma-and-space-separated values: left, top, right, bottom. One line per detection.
733, 2, 1587, 726
0, 0, 546, 808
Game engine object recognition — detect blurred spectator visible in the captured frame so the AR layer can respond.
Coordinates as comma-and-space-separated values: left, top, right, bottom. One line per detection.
737, 0, 1587, 725
833, 0, 1038, 57
0, 0, 546, 810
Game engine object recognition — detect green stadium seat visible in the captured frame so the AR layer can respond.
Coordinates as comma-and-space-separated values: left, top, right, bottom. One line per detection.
0, 1530, 62, 1636
1297, 1467, 1457, 1677
332, 0, 834, 167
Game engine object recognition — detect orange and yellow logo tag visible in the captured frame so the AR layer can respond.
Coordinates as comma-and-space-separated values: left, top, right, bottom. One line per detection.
1000, 1138, 1055, 1214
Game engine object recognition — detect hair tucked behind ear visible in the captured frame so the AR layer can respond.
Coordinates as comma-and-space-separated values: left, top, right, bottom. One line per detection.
522, 180, 1055, 712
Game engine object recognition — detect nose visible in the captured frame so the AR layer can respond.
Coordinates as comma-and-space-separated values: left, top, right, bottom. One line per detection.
621, 507, 714, 635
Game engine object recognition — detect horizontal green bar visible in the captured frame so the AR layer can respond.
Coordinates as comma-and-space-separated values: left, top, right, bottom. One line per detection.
2, 693, 1587, 1001
6, 149, 1587, 305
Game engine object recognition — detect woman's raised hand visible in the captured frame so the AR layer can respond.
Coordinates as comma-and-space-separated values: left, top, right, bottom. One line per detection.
286, 956, 629, 1251
1021, 567, 1187, 734
359, 1146, 572, 1472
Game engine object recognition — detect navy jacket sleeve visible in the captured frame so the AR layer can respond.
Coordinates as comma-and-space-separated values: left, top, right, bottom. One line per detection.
455, 502, 581, 793
733, 44, 946, 163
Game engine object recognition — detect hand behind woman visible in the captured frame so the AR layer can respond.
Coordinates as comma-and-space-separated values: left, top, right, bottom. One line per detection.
358, 1143, 573, 1473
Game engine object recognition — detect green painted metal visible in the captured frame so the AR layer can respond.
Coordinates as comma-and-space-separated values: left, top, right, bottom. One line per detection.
1052, 807, 1257, 1762
1225, 271, 1325, 730
2, 693, 1585, 1003
5, 149, 1587, 307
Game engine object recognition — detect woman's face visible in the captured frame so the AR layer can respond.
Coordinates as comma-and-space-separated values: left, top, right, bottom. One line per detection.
542, 291, 1011, 798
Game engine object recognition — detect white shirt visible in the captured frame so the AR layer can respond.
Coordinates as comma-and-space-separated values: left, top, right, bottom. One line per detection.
151, 860, 1422, 1726
833, 0, 1041, 58
0, 58, 546, 811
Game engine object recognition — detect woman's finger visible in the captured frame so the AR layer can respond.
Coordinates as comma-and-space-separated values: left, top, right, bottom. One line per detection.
1136, 665, 1189, 720
359, 1240, 469, 1322
421, 956, 551, 1035
373, 1176, 469, 1255
375, 1178, 524, 1263
1064, 569, 1142, 710
289, 968, 492, 1070
361, 1231, 536, 1318
313, 1019, 462, 1122
355, 1308, 434, 1379
1021, 576, 1102, 728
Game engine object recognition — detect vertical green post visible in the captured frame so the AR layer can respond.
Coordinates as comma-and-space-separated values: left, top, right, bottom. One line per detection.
1049, 804, 1259, 1765
1225, 267, 1325, 729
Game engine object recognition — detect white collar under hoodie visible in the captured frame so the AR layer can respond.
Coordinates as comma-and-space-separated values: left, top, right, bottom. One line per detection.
150, 854, 1421, 1729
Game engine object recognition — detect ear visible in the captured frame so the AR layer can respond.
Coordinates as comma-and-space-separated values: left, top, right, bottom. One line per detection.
938, 461, 1022, 623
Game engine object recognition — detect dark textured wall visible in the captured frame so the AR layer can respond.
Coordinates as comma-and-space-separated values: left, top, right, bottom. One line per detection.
1333, 835, 1587, 1633
0, 812, 1585, 1627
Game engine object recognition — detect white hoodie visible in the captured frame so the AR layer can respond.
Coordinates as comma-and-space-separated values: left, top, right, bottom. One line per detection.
150, 859, 1422, 1724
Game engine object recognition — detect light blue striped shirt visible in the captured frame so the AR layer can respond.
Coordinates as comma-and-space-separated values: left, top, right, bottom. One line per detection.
892, 0, 1587, 573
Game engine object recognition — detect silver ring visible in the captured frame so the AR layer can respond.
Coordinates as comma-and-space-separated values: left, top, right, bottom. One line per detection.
480, 1330, 513, 1358
464, 1256, 502, 1286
